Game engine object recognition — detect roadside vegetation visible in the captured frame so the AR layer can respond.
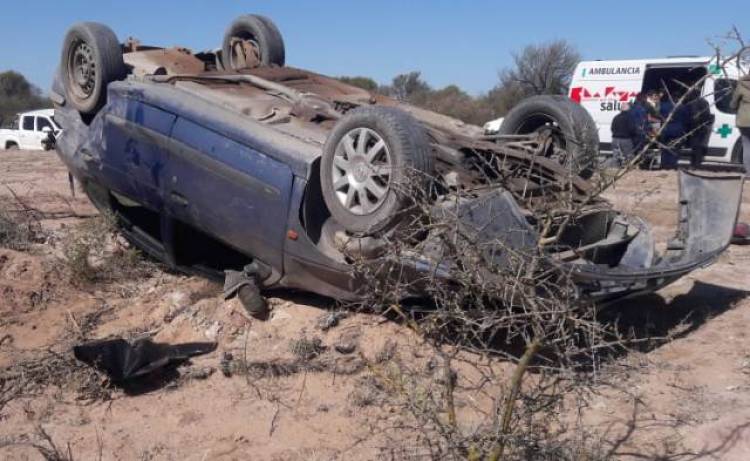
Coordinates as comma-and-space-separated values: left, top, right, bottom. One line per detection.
0, 71, 51, 126
340, 40, 581, 126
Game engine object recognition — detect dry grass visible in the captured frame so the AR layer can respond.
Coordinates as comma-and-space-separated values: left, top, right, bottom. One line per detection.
58, 213, 154, 286
0, 208, 44, 251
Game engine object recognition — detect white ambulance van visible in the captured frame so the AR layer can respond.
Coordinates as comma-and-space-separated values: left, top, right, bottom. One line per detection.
568, 57, 744, 163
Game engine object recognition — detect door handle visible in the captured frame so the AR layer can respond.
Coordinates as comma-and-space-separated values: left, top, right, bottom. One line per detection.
170, 192, 189, 207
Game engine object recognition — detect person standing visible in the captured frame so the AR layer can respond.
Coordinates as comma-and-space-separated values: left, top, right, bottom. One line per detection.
630, 93, 651, 149
730, 74, 750, 173
610, 102, 638, 166
645, 90, 664, 133
658, 98, 690, 169
687, 92, 714, 169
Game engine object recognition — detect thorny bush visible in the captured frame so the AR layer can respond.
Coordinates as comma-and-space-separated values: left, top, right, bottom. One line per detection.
338, 38, 749, 460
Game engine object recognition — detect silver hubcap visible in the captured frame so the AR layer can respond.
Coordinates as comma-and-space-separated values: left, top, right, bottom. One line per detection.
331, 127, 392, 215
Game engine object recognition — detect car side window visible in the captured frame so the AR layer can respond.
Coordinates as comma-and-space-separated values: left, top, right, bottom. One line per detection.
36, 117, 53, 132
22, 116, 34, 131
714, 78, 737, 114
1, 116, 17, 129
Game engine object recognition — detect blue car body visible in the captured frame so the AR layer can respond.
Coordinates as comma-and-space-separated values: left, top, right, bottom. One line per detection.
52, 76, 365, 300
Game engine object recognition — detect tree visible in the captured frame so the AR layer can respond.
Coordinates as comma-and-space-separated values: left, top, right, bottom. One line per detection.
0, 71, 51, 125
387, 71, 431, 102
499, 40, 581, 99
337, 76, 380, 92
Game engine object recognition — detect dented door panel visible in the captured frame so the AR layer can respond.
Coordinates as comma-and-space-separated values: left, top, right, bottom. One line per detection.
165, 117, 294, 271
101, 95, 176, 210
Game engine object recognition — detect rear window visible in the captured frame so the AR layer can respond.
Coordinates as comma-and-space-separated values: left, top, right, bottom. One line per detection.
22, 116, 34, 131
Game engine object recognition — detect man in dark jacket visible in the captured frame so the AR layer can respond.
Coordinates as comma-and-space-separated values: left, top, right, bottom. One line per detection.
659, 99, 690, 169
687, 93, 714, 169
610, 102, 638, 166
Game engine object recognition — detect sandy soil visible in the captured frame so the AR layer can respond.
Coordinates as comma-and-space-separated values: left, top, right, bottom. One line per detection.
1, 150, 749, 460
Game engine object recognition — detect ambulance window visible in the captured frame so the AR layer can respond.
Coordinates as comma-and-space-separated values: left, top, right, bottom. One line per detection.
714, 78, 737, 114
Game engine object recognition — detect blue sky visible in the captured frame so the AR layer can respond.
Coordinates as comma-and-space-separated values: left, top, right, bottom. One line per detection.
1, 0, 748, 95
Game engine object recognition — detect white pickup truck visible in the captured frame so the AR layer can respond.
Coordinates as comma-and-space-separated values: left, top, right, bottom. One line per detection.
0, 109, 61, 151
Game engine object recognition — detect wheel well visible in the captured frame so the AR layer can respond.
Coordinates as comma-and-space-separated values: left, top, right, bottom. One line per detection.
172, 219, 252, 275
5, 140, 18, 149
513, 112, 557, 134
300, 158, 331, 244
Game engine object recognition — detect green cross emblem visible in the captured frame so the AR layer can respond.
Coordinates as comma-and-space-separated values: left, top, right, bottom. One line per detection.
709, 64, 722, 75
716, 124, 732, 138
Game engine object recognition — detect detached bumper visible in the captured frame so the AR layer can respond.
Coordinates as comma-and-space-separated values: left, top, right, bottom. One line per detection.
572, 171, 744, 303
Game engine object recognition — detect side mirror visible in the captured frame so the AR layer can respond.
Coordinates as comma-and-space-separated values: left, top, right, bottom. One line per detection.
41, 126, 52, 134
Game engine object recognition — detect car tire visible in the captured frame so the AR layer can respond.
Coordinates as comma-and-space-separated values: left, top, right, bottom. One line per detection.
6, 143, 19, 150
320, 107, 433, 235
222, 15, 285, 70
731, 139, 743, 165
61, 22, 126, 115
499, 95, 599, 179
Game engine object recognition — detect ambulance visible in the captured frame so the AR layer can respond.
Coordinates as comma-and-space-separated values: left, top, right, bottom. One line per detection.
569, 57, 744, 163
484, 57, 746, 164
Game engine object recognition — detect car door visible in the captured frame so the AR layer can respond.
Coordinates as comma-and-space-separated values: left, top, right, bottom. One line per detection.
100, 100, 176, 211
35, 116, 55, 148
165, 117, 293, 271
706, 76, 739, 160
18, 115, 36, 149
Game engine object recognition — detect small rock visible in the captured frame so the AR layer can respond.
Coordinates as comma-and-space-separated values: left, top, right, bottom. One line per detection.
317, 404, 330, 412
334, 341, 357, 355
184, 366, 215, 380
270, 309, 292, 322
166, 290, 189, 307
220, 352, 234, 377
317, 312, 347, 331
205, 321, 223, 341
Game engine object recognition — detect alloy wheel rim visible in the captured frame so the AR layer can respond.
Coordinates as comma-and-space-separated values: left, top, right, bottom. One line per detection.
331, 127, 392, 215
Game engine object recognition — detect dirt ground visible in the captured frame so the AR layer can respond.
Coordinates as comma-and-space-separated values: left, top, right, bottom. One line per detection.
1, 150, 749, 460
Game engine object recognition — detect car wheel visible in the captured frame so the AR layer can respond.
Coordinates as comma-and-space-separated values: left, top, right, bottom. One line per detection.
222, 15, 285, 70
320, 107, 434, 235
499, 95, 599, 179
731, 139, 743, 164
61, 22, 126, 115
6, 143, 19, 150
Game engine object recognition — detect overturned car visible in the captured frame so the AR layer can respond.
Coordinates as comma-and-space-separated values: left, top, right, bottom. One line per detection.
51, 16, 744, 314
